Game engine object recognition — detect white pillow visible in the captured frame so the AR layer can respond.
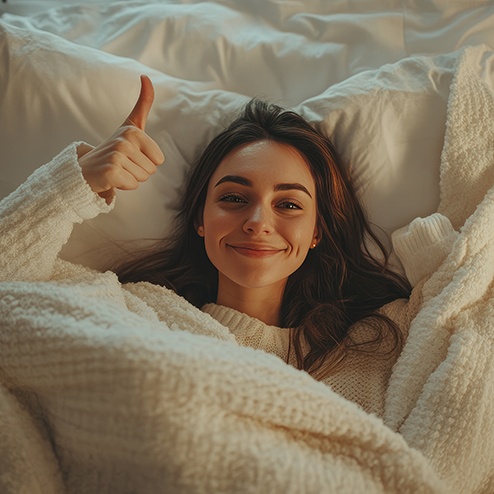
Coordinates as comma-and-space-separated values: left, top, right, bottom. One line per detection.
1, 18, 493, 271
300, 54, 453, 237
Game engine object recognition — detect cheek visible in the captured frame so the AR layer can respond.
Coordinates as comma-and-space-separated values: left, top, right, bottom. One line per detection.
201, 204, 238, 257
286, 216, 318, 249
202, 203, 229, 236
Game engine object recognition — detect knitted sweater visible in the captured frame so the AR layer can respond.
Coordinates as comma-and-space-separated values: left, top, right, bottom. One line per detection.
203, 296, 418, 418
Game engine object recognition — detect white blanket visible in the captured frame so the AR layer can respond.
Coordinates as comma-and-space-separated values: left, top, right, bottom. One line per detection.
0, 45, 494, 493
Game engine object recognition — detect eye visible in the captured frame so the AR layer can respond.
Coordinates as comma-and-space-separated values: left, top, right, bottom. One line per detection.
218, 193, 247, 204
277, 200, 303, 210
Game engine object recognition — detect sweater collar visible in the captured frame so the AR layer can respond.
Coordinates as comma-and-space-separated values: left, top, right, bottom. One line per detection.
201, 303, 284, 336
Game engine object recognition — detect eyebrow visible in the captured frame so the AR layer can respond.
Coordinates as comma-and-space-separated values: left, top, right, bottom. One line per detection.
214, 175, 313, 198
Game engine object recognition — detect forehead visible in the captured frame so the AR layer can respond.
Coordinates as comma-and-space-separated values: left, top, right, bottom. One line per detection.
210, 140, 315, 190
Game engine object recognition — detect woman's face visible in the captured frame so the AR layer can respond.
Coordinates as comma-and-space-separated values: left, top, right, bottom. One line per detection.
198, 140, 319, 293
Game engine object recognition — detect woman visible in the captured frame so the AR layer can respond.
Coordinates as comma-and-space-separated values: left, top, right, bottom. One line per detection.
4, 75, 448, 418
79, 75, 441, 418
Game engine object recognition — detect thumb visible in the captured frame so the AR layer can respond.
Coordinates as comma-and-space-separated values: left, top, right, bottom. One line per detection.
124, 74, 155, 130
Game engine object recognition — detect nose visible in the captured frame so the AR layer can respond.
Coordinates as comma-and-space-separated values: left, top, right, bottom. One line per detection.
243, 203, 274, 235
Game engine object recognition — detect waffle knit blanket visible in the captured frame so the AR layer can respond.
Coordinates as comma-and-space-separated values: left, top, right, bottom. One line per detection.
0, 46, 493, 493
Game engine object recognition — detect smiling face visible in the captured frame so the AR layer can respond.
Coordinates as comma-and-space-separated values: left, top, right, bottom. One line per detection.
197, 140, 319, 300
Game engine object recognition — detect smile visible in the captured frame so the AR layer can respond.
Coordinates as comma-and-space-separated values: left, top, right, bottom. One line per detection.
228, 245, 285, 258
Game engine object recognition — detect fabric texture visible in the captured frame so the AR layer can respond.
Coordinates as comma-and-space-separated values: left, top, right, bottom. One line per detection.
202, 293, 424, 419
0, 46, 494, 493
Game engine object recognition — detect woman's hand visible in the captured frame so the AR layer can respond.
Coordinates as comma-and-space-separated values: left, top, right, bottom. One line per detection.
79, 75, 165, 203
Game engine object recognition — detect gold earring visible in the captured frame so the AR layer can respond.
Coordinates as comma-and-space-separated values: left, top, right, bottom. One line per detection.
311, 241, 317, 249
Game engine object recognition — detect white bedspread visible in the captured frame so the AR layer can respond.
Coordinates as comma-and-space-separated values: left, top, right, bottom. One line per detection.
1, 45, 494, 494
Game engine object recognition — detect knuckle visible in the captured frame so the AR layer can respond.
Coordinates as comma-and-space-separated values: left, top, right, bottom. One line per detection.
106, 151, 124, 167
151, 151, 165, 166
122, 125, 141, 139
136, 172, 148, 183
103, 164, 122, 183
113, 138, 133, 154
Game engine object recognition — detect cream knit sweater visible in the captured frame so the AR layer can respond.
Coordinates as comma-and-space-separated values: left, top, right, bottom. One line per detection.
203, 291, 419, 418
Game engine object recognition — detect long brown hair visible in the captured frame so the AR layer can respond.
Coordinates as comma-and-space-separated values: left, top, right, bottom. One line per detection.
116, 99, 411, 377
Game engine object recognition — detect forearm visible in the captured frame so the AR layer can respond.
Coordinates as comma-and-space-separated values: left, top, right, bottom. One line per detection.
0, 143, 114, 282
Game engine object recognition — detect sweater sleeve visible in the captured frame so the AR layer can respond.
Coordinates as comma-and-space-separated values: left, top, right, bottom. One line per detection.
0, 143, 114, 282
391, 213, 459, 287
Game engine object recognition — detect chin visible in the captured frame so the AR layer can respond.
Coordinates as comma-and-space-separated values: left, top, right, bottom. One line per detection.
226, 272, 288, 291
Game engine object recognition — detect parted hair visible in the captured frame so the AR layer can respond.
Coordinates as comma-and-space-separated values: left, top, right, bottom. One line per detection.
116, 99, 411, 377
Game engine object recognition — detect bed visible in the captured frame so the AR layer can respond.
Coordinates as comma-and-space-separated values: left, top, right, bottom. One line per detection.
0, 0, 492, 270
1, 1, 494, 493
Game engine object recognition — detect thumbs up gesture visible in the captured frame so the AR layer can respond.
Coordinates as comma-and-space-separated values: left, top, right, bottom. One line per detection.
79, 75, 165, 203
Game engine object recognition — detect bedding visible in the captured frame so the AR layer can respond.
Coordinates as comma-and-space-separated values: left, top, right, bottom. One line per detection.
1, 1, 494, 270
1, 1, 494, 493
1, 45, 494, 494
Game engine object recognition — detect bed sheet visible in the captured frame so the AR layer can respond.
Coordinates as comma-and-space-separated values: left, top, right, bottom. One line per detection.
0, 0, 115, 16
1, 0, 493, 270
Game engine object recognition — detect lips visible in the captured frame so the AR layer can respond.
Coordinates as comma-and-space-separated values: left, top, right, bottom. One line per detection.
227, 244, 285, 258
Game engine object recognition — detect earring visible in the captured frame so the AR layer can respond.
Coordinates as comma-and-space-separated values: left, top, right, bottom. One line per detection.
310, 241, 317, 249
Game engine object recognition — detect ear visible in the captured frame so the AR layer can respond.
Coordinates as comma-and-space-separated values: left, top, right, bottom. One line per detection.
194, 208, 205, 237
311, 225, 321, 249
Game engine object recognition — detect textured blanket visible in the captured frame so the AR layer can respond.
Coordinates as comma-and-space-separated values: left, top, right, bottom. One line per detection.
0, 46, 493, 494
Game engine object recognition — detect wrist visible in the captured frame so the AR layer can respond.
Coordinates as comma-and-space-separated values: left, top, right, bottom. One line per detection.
76, 142, 95, 160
